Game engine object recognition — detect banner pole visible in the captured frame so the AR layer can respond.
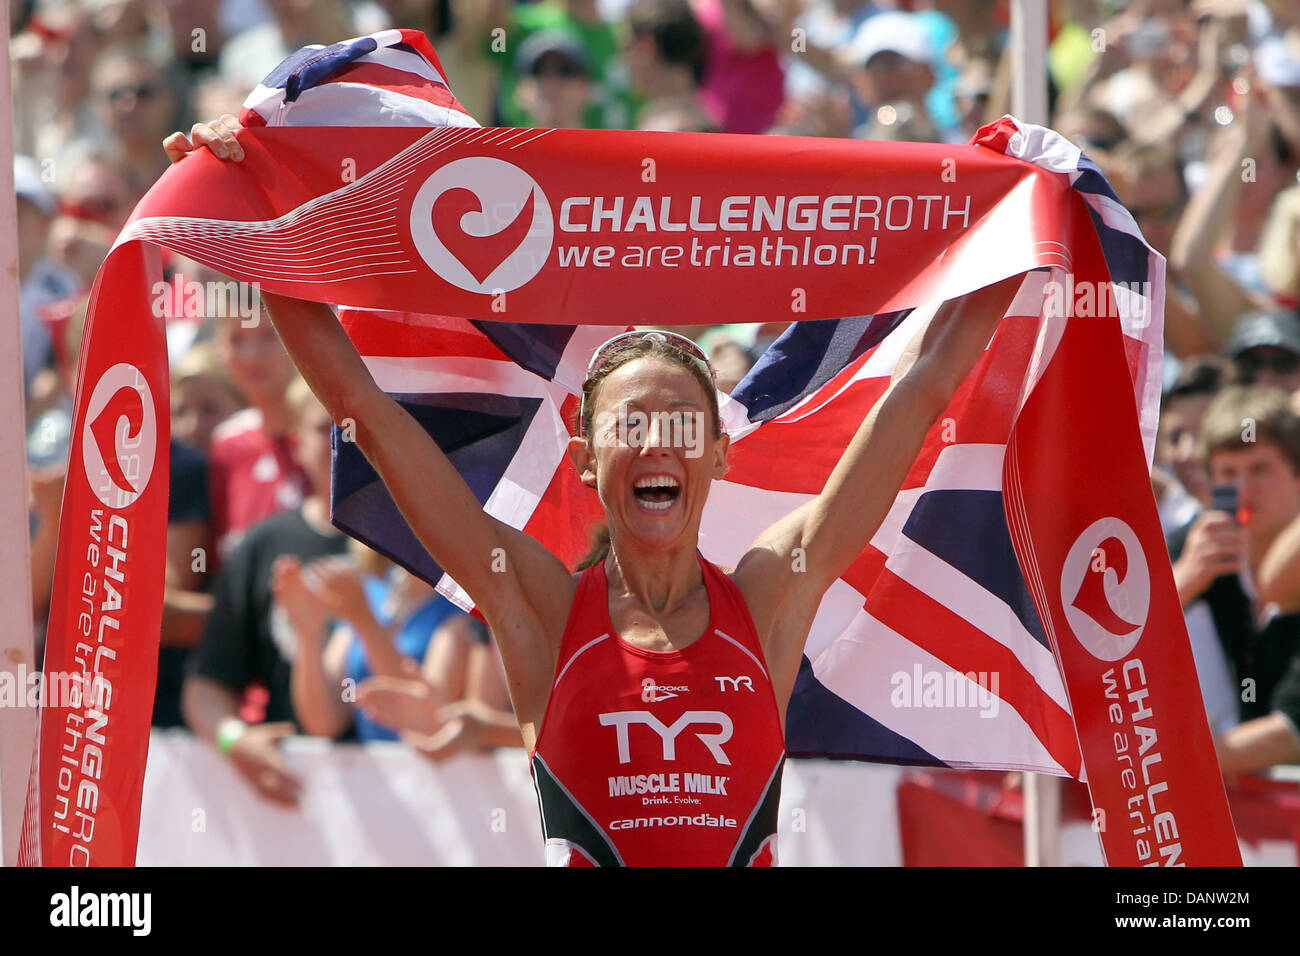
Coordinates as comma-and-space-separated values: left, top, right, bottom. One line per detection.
1010, 0, 1061, 868
1010, 0, 1050, 126
0, 9, 39, 867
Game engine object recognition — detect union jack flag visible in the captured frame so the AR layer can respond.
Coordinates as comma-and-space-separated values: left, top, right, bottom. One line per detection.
33, 25, 1244, 870
240, 30, 477, 129
238, 29, 1166, 776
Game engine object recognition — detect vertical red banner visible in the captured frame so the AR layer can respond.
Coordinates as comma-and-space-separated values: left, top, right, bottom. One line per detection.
20, 241, 169, 866
1006, 285, 1241, 865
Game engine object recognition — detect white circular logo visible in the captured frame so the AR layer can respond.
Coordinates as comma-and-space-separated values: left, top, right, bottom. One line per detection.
1059, 517, 1150, 661
409, 157, 553, 293
81, 362, 158, 509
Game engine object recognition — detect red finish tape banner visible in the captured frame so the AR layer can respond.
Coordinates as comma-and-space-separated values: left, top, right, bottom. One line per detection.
20, 241, 169, 865
20, 29, 1239, 866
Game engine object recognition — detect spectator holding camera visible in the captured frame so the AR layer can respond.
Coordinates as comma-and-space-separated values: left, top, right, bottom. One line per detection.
1169, 385, 1300, 775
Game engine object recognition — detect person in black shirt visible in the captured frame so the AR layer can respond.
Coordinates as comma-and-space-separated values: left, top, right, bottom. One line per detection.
1170, 384, 1300, 775
153, 437, 211, 727
182, 378, 347, 805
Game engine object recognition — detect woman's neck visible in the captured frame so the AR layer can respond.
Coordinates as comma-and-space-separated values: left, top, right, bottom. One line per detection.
605, 536, 703, 615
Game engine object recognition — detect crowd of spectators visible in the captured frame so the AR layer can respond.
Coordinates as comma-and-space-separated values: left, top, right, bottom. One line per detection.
13, 0, 1300, 810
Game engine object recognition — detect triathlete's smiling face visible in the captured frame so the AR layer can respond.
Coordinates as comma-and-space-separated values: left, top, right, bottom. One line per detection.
570, 356, 727, 551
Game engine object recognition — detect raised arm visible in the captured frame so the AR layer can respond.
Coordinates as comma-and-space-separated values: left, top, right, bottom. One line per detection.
734, 275, 1023, 678
165, 119, 579, 732
1168, 87, 1272, 345
257, 296, 574, 649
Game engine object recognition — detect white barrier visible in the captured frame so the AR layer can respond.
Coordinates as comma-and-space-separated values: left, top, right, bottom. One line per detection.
128, 732, 1300, 866
138, 730, 906, 866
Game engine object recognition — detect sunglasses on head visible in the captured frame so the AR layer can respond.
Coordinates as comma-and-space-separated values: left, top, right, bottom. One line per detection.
578, 330, 716, 437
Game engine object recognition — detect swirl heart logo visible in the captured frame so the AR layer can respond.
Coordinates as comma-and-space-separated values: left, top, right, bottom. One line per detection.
81, 363, 157, 509
409, 157, 553, 293
1059, 517, 1151, 661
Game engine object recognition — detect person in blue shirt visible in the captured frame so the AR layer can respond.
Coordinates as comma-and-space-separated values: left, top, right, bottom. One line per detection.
280, 549, 489, 742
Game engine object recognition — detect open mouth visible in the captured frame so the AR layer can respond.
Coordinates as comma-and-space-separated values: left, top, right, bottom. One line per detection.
632, 475, 681, 512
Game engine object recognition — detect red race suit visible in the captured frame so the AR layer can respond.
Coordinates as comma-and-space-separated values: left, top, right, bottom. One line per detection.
530, 552, 786, 866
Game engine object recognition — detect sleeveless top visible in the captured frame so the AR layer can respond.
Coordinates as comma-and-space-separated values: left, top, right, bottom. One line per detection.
345, 580, 461, 742
530, 551, 786, 866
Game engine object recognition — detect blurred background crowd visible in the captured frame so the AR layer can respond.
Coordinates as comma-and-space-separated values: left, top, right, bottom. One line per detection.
11, 0, 1300, 811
